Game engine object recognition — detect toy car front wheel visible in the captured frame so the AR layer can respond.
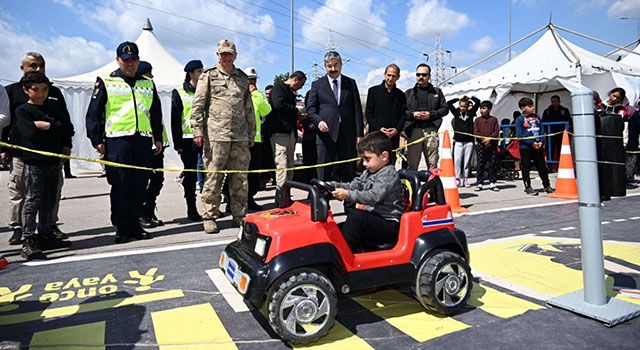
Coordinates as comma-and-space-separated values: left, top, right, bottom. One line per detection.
267, 270, 337, 344
415, 251, 472, 315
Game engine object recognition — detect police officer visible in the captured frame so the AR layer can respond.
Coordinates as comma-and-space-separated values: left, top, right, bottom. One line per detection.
190, 39, 255, 234
86, 42, 164, 243
171, 59, 204, 221
137, 61, 168, 228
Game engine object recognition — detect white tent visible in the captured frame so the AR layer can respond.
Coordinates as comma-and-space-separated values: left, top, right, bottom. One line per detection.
620, 42, 640, 69
53, 19, 185, 171
442, 24, 640, 122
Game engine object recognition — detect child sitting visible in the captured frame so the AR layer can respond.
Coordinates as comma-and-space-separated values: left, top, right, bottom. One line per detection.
515, 97, 554, 195
330, 131, 403, 253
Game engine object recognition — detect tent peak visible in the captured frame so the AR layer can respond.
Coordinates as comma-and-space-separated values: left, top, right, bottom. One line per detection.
143, 18, 153, 31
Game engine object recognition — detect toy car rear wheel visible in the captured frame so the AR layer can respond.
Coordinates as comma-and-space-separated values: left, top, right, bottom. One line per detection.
267, 269, 337, 344
415, 251, 472, 315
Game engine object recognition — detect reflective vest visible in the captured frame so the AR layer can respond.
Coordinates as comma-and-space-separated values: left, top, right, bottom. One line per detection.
177, 88, 194, 138
102, 75, 154, 138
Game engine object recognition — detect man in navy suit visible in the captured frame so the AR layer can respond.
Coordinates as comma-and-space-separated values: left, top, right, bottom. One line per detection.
306, 51, 364, 181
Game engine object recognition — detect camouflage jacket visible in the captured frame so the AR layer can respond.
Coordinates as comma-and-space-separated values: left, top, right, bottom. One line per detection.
190, 64, 255, 142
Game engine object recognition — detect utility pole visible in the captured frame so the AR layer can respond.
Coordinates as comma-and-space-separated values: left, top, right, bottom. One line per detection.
310, 61, 322, 80
509, 0, 512, 60
291, 0, 294, 74
433, 34, 446, 87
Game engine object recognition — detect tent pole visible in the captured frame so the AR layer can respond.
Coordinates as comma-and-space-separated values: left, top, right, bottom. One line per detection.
442, 24, 548, 85
555, 24, 640, 57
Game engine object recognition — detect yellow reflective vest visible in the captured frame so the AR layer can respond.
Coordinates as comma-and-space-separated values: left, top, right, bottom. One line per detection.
177, 88, 194, 138
102, 75, 154, 138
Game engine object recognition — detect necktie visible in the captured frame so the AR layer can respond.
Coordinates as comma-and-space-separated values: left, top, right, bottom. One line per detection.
332, 79, 339, 103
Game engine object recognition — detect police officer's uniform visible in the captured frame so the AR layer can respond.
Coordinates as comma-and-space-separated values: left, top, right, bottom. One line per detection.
86, 42, 163, 243
171, 60, 204, 221
190, 39, 255, 234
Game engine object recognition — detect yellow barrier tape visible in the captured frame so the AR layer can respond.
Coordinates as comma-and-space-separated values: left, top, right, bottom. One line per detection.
1, 129, 634, 174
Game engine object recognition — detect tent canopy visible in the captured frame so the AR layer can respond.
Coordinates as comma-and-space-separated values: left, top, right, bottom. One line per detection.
620, 42, 640, 68
54, 19, 184, 92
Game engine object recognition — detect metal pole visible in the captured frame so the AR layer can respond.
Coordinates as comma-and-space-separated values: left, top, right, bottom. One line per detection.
291, 0, 295, 74
509, 0, 512, 61
571, 87, 607, 305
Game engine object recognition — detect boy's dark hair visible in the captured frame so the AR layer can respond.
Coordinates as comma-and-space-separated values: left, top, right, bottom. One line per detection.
518, 97, 534, 109
265, 84, 274, 90
480, 100, 493, 109
551, 95, 560, 100
512, 111, 521, 119
608, 87, 626, 99
357, 131, 392, 156
20, 72, 50, 89
289, 70, 307, 81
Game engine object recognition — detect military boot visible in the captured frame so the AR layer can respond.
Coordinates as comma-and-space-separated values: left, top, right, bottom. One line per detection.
203, 220, 219, 234
39, 233, 72, 250
9, 227, 23, 245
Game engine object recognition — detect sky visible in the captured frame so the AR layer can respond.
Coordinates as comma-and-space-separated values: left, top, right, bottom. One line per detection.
1, 0, 639, 93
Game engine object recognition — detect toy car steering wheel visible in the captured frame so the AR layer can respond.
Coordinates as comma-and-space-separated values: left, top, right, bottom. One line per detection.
310, 178, 335, 198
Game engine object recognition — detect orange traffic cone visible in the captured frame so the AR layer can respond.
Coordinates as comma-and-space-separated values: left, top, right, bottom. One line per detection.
548, 130, 578, 199
440, 131, 468, 213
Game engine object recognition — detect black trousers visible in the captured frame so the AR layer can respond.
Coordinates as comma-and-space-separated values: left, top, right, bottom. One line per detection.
316, 126, 357, 182
22, 164, 59, 238
248, 143, 263, 198
105, 135, 152, 229
520, 147, 550, 188
342, 209, 399, 252
144, 152, 165, 215
179, 140, 200, 202
475, 143, 498, 184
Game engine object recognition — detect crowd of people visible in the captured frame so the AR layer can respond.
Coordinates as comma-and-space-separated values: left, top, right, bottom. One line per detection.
1, 40, 638, 260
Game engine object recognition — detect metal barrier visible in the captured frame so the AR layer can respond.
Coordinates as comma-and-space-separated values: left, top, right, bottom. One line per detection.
499, 121, 570, 165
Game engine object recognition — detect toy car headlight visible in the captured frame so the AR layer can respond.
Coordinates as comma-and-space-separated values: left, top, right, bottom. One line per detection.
254, 237, 267, 257
237, 224, 244, 241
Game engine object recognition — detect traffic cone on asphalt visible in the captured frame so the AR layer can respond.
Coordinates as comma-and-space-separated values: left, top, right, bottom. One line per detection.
440, 130, 469, 213
548, 130, 578, 199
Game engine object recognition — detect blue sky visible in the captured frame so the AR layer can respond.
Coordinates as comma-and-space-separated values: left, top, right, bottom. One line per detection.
1, 0, 639, 92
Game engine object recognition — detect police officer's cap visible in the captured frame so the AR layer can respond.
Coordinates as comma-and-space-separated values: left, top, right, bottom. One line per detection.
117, 41, 139, 59
137, 61, 153, 77
184, 60, 203, 72
244, 67, 258, 79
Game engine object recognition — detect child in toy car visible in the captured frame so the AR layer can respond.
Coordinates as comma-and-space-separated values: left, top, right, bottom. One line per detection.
329, 131, 404, 252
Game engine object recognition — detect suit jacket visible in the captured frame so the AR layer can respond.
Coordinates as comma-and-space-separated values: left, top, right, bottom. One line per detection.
307, 75, 364, 143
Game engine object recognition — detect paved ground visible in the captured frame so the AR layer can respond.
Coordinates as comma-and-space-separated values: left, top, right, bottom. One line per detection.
0, 169, 639, 349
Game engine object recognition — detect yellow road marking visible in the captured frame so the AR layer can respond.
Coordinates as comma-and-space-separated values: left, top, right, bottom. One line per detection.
603, 241, 640, 267
29, 321, 105, 350
151, 303, 237, 350
0, 289, 184, 326
470, 237, 640, 305
353, 289, 469, 342
468, 283, 544, 318
296, 322, 373, 349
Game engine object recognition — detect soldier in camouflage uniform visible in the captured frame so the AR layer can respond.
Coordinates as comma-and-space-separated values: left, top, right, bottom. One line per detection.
190, 39, 255, 234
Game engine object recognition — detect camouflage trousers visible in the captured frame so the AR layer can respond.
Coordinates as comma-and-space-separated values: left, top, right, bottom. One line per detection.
201, 141, 250, 220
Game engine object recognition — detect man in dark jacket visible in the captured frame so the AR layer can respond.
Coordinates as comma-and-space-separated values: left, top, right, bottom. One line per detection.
3, 52, 74, 246
404, 63, 448, 170
542, 95, 572, 171
365, 63, 406, 150
267, 71, 307, 190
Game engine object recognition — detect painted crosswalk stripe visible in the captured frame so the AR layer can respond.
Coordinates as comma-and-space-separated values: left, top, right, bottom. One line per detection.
468, 282, 543, 318
560, 227, 576, 231
540, 230, 556, 234
0, 289, 184, 326
613, 219, 627, 222
602, 221, 611, 225
206, 268, 250, 313
630, 217, 640, 220
30, 321, 105, 350
294, 322, 373, 350
151, 303, 237, 350
353, 289, 469, 342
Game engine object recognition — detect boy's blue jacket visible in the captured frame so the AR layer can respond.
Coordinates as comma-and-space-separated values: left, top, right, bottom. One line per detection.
516, 113, 543, 149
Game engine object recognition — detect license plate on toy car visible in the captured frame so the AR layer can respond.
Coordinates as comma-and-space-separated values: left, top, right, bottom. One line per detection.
219, 252, 250, 294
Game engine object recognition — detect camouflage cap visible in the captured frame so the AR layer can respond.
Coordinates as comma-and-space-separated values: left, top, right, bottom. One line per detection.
217, 39, 236, 54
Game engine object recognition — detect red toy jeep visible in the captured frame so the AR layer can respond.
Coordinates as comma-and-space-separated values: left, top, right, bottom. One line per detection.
219, 169, 472, 344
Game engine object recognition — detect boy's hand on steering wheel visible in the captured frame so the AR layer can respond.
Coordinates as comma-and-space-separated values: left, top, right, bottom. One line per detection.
331, 188, 349, 201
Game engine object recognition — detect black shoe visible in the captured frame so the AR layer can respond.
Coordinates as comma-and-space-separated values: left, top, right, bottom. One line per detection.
132, 226, 152, 240
525, 187, 538, 196
187, 206, 202, 221
50, 225, 68, 240
65, 174, 77, 179
115, 233, 130, 244
231, 217, 243, 228
149, 215, 164, 227
140, 217, 157, 228
9, 228, 23, 245
543, 186, 555, 194
248, 199, 262, 211
21, 239, 47, 260
39, 235, 72, 250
